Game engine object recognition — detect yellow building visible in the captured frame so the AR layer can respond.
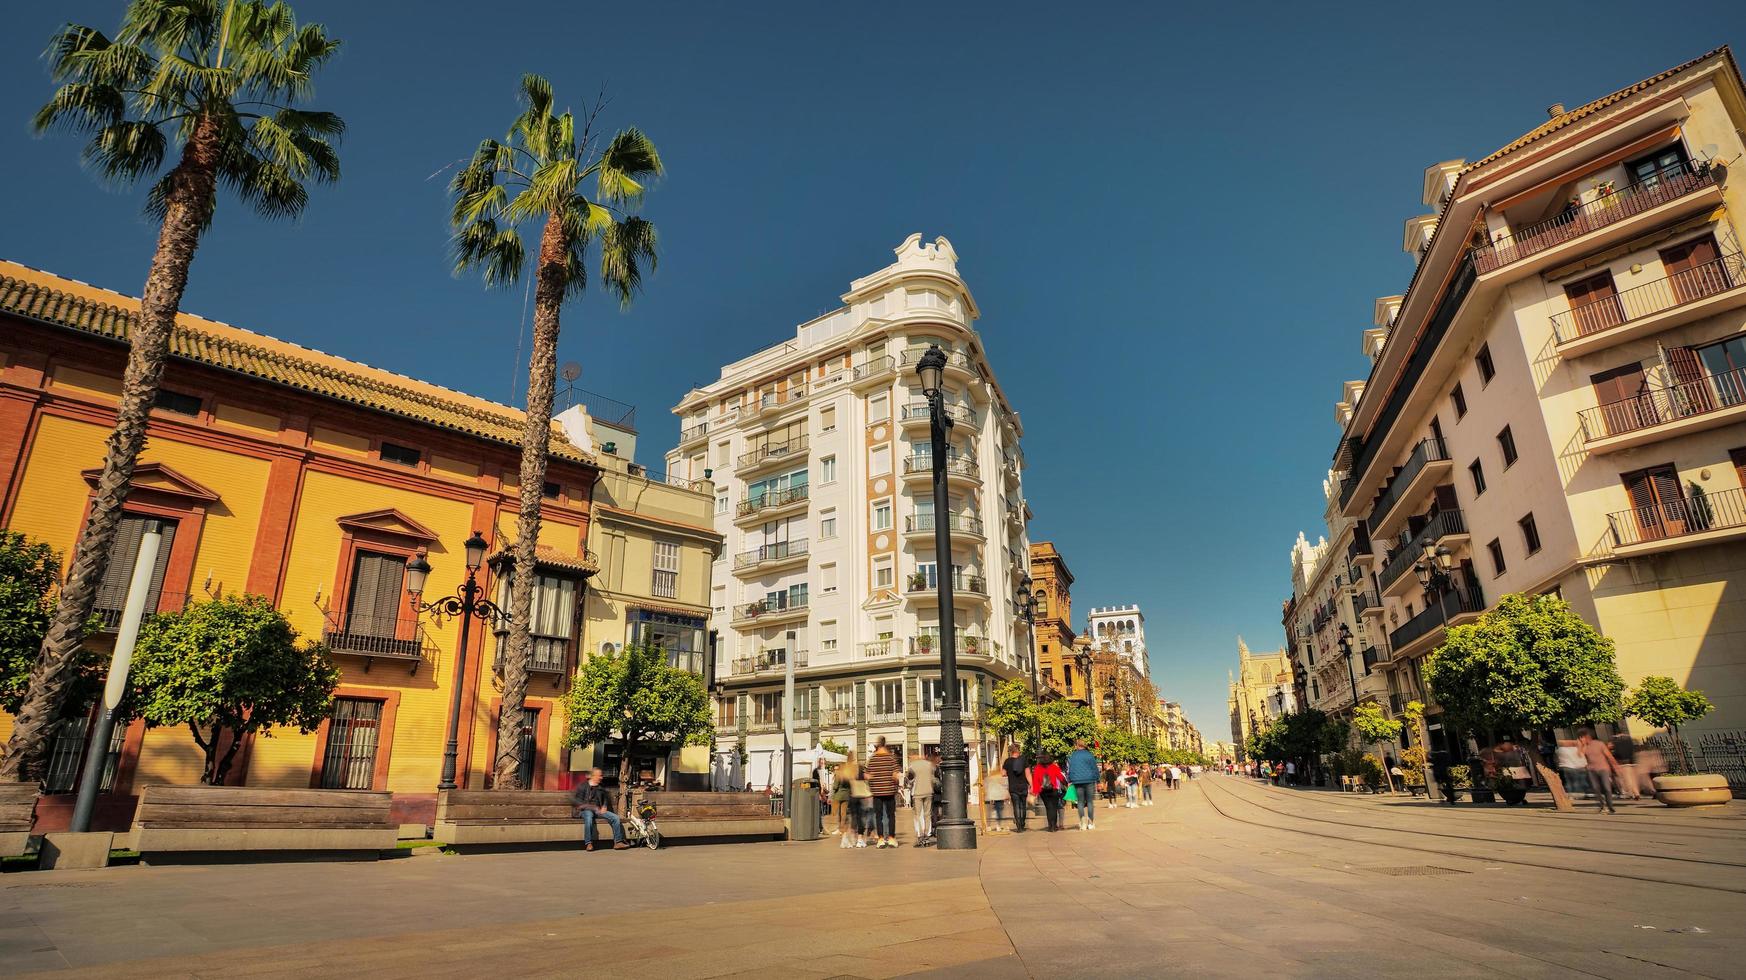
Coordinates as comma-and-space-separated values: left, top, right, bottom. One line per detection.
0, 261, 609, 830
1228, 637, 1292, 762
1026, 541, 1077, 700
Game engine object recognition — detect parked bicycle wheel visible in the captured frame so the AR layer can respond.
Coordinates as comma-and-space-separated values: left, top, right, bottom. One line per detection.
644, 824, 661, 850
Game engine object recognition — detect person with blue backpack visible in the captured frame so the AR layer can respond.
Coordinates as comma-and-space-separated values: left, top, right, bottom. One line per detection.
1066, 739, 1101, 831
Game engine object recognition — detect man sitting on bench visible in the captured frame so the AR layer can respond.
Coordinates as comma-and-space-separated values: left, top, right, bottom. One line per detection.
573, 768, 630, 851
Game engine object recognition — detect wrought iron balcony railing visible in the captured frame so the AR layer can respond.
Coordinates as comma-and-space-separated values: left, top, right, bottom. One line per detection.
324, 612, 428, 663
1609, 485, 1746, 548
1473, 159, 1718, 273
1552, 252, 1745, 343
906, 572, 988, 596
735, 596, 809, 621
733, 539, 809, 568
903, 454, 979, 479
1580, 366, 1746, 442
900, 402, 976, 426
737, 483, 809, 517
1387, 588, 1483, 652
1369, 438, 1449, 531
905, 514, 984, 535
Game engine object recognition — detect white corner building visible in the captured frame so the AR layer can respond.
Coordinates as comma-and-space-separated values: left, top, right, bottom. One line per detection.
666, 234, 1033, 784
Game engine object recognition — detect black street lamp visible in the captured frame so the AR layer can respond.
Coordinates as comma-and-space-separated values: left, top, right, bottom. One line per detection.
917, 345, 975, 850
1015, 575, 1043, 756
1336, 622, 1360, 716
1409, 539, 1457, 802
406, 531, 506, 791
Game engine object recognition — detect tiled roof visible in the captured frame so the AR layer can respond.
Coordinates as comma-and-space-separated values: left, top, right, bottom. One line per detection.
489, 544, 600, 576
0, 262, 593, 465
1464, 47, 1733, 173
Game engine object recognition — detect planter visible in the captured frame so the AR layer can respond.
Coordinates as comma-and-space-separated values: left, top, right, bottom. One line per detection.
1468, 786, 1496, 804
1652, 773, 1733, 808
1499, 787, 1528, 806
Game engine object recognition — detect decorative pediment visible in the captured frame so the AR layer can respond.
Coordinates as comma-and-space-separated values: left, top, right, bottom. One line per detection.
85, 462, 220, 505
336, 508, 439, 543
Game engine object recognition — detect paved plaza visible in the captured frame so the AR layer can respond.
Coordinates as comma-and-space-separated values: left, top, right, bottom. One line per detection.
1, 776, 1742, 978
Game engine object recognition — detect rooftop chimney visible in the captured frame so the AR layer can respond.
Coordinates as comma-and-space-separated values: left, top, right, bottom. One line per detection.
1546, 103, 1566, 119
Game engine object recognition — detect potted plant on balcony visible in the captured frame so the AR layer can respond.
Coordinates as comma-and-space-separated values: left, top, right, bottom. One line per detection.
909, 572, 928, 591
916, 633, 934, 654
964, 635, 981, 655
1626, 675, 1728, 807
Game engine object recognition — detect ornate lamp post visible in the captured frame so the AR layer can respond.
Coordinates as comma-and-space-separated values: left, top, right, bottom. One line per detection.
917, 345, 975, 850
1409, 539, 1456, 802
1336, 622, 1360, 715
406, 531, 505, 792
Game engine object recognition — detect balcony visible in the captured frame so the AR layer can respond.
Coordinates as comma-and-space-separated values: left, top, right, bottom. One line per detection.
730, 596, 809, 629
903, 513, 985, 542
1378, 510, 1466, 596
493, 633, 569, 675
1552, 252, 1746, 357
1472, 159, 1720, 275
1609, 486, 1746, 558
899, 348, 978, 383
1004, 498, 1028, 531
850, 355, 896, 389
677, 419, 709, 447
1368, 438, 1452, 539
732, 539, 809, 576
731, 649, 808, 677
905, 571, 990, 603
93, 590, 189, 633
911, 631, 1001, 662
1352, 589, 1383, 619
757, 386, 807, 417
735, 484, 809, 524
323, 612, 430, 673
855, 638, 903, 663
1387, 588, 1484, 657
819, 707, 855, 727
899, 402, 976, 432
1579, 366, 1746, 454
736, 435, 809, 477
901, 454, 979, 488
1347, 525, 1374, 570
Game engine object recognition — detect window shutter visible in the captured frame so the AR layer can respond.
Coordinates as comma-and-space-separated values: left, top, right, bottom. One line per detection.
1623, 469, 1664, 540
1649, 466, 1687, 535
1565, 272, 1622, 335
1589, 363, 1648, 435
1661, 235, 1723, 303
96, 519, 145, 611
1666, 346, 1712, 414
348, 552, 403, 636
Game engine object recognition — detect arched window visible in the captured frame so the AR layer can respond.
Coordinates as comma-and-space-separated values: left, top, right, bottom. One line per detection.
1035, 589, 1048, 616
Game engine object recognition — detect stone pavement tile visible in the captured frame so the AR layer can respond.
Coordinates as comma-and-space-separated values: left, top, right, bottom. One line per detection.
789, 952, 914, 979
901, 951, 1029, 979
860, 936, 1014, 973
1536, 949, 1707, 979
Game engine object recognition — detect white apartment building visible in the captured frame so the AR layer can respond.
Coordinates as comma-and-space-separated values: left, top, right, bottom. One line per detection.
1084, 604, 1151, 679
1324, 48, 1746, 753
666, 234, 1033, 779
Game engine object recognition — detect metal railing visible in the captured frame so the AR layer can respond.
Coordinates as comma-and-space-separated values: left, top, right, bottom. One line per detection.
903, 454, 979, 479
1361, 645, 1385, 671
852, 356, 895, 382
900, 402, 976, 426
1377, 510, 1464, 594
736, 483, 809, 517
820, 707, 855, 726
1551, 252, 1745, 343
93, 590, 189, 632
734, 596, 809, 621
737, 435, 808, 470
1579, 366, 1746, 442
1644, 729, 1746, 787
759, 386, 807, 411
493, 633, 568, 673
731, 650, 809, 676
733, 539, 809, 568
1609, 486, 1746, 548
912, 631, 1000, 658
1473, 159, 1718, 273
324, 612, 427, 661
1387, 588, 1483, 652
1351, 589, 1381, 616
906, 572, 988, 596
1369, 438, 1449, 531
900, 348, 977, 377
678, 420, 709, 443
905, 514, 984, 535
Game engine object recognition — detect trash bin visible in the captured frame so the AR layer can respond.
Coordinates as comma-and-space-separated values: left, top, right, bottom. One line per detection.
789, 781, 821, 840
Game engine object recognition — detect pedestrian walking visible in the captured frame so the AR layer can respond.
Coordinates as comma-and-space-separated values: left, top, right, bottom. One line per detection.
1284, 759, 1296, 785
984, 766, 1010, 833
906, 749, 936, 845
1123, 765, 1140, 808
1100, 763, 1118, 810
832, 751, 857, 840
865, 737, 901, 848
1003, 744, 1031, 833
1578, 728, 1623, 814
1030, 751, 1067, 831
1141, 764, 1155, 806
1067, 740, 1100, 831
1555, 740, 1590, 798
1611, 734, 1641, 801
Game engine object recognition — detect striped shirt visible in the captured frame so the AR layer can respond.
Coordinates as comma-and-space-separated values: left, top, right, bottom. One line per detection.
864, 751, 900, 796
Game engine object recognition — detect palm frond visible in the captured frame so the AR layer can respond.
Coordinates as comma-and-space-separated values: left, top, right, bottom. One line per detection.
596, 215, 658, 308
32, 82, 127, 135
452, 218, 525, 287
592, 127, 662, 204
82, 120, 169, 183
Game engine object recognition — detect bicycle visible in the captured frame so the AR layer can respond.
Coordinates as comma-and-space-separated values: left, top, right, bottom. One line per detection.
623, 796, 661, 850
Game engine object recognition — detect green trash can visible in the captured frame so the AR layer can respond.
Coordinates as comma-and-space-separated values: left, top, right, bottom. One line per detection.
789, 781, 821, 840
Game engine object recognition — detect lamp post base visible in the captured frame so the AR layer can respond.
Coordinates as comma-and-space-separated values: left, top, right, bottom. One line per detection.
934, 817, 977, 850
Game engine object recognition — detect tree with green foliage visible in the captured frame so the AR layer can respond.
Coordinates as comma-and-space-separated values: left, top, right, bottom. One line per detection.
1625, 675, 1714, 774
1034, 698, 1098, 759
986, 679, 1037, 751
819, 737, 850, 756
1424, 593, 1626, 811
450, 77, 661, 789
0, 532, 106, 723
6, 0, 344, 782
1351, 702, 1404, 791
562, 644, 710, 813
129, 595, 338, 784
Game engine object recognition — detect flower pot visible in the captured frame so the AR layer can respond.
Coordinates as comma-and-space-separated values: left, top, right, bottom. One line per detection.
1500, 788, 1528, 806
1468, 787, 1496, 804
1652, 773, 1732, 808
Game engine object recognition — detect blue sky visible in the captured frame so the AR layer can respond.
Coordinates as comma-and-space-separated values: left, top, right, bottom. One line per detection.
4, 2, 1743, 739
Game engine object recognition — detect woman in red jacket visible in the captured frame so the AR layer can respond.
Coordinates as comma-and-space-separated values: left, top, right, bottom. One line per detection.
1029, 752, 1067, 832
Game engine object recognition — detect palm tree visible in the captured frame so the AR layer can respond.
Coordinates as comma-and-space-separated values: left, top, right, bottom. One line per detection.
449, 76, 660, 789
1, 0, 342, 782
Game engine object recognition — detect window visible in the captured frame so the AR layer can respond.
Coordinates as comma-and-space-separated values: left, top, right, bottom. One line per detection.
1450, 383, 1467, 419
542, 481, 561, 500
753, 692, 784, 726
821, 620, 838, 651
153, 389, 203, 416
1620, 464, 1687, 541
1628, 144, 1689, 187
871, 680, 904, 716
821, 563, 838, 594
1563, 271, 1624, 336
1487, 538, 1507, 577
820, 405, 836, 432
652, 540, 680, 598
42, 714, 127, 795
319, 698, 383, 790
920, 678, 969, 713
820, 455, 837, 483
870, 446, 890, 477
1476, 343, 1496, 384
1697, 336, 1746, 407
627, 609, 707, 671
1497, 426, 1518, 467
820, 509, 837, 540
874, 559, 894, 590
714, 441, 730, 468
380, 442, 421, 467
1469, 460, 1487, 496
716, 493, 729, 515
871, 500, 892, 531
718, 696, 737, 727
493, 569, 578, 669
344, 550, 407, 641
1519, 513, 1542, 555
869, 393, 889, 422
93, 516, 178, 624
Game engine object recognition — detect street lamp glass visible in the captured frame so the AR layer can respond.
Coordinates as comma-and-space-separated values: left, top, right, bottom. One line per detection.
464, 531, 488, 570
1413, 561, 1431, 588
405, 553, 431, 598
916, 345, 946, 397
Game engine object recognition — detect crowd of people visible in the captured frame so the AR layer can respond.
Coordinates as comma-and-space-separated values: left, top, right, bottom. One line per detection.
826, 738, 1203, 847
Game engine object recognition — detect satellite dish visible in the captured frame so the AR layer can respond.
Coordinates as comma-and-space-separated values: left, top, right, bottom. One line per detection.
560, 362, 581, 383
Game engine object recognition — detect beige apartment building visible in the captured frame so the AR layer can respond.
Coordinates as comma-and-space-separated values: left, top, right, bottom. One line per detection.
1324, 48, 1746, 751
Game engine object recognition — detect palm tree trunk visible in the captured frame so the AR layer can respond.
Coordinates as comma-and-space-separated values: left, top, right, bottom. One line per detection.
0, 115, 221, 782
494, 213, 567, 790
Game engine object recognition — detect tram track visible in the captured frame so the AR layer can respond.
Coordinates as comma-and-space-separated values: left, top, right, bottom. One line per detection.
1199, 776, 1746, 895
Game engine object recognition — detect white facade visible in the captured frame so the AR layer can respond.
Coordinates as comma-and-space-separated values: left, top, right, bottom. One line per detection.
667, 234, 1033, 777
1084, 604, 1150, 679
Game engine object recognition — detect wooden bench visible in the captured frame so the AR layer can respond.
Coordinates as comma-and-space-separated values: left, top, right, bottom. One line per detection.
433, 789, 787, 847
0, 783, 37, 857
129, 785, 396, 862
